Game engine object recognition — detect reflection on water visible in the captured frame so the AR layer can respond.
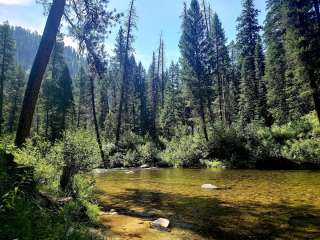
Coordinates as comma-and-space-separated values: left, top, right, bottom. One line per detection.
95, 169, 320, 240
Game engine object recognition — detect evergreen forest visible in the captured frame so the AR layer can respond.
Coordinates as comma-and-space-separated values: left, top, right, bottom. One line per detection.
1, 0, 320, 239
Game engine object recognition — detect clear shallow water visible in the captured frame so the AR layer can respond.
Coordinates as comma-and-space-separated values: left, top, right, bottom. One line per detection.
95, 169, 320, 240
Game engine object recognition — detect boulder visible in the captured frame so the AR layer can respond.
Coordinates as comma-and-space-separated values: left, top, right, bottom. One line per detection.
150, 218, 170, 231
99, 209, 118, 216
140, 164, 150, 168
92, 169, 108, 174
201, 184, 219, 190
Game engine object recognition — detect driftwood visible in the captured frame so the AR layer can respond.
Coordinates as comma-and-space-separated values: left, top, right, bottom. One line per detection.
38, 191, 73, 210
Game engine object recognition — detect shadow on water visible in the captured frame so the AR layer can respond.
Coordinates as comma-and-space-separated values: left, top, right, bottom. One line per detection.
99, 188, 320, 240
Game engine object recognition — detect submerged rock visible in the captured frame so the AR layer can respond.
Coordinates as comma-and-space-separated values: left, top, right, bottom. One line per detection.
201, 184, 219, 190
125, 170, 135, 174
150, 218, 170, 231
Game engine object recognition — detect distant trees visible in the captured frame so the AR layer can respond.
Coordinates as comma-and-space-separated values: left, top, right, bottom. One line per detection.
7, 66, 25, 133
42, 37, 73, 141
236, 0, 261, 125
115, 0, 137, 145
179, 0, 209, 141
0, 0, 317, 170
0, 22, 16, 136
286, 0, 320, 122
12, 26, 83, 76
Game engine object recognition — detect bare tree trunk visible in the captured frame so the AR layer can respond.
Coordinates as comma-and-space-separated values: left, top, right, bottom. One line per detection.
161, 38, 165, 109
151, 53, 158, 138
115, 0, 135, 145
202, 0, 210, 34
15, 0, 66, 147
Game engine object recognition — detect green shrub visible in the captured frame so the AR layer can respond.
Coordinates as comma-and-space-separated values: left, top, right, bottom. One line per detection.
106, 131, 160, 167
160, 133, 205, 167
57, 130, 102, 172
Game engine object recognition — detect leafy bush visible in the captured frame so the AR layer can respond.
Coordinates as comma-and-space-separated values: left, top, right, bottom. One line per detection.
253, 112, 320, 167
160, 133, 205, 167
58, 130, 101, 172
106, 131, 160, 167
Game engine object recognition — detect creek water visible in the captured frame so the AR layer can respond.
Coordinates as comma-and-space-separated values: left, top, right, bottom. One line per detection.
95, 168, 320, 240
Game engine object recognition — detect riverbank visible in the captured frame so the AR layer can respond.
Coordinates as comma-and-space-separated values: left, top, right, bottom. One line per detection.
103, 112, 320, 170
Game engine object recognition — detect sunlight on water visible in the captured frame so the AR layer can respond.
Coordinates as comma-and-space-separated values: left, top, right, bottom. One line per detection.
95, 169, 320, 240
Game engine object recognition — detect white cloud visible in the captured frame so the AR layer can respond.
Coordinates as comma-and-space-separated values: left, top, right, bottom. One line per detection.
0, 0, 33, 5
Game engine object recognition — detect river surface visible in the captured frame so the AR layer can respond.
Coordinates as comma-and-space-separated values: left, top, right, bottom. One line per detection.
95, 169, 320, 240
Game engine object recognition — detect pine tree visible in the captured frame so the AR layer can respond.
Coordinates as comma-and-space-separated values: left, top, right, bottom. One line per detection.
42, 38, 73, 141
0, 21, 16, 136
286, 0, 320, 122
236, 0, 261, 125
136, 62, 148, 135
98, 75, 109, 130
58, 64, 73, 131
149, 52, 158, 138
227, 41, 241, 123
264, 0, 288, 124
179, 0, 209, 141
115, 0, 137, 145
210, 13, 230, 124
160, 62, 183, 138
76, 66, 90, 128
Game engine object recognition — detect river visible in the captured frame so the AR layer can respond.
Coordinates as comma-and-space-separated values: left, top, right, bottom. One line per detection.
95, 168, 320, 240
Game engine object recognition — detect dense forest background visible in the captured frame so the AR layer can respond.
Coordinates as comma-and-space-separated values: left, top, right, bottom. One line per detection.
13, 26, 84, 77
1, 0, 320, 239
0, 0, 319, 170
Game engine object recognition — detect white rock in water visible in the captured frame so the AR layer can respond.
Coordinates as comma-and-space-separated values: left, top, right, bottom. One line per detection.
201, 184, 218, 190
125, 171, 135, 174
140, 164, 149, 168
151, 218, 170, 231
92, 169, 108, 174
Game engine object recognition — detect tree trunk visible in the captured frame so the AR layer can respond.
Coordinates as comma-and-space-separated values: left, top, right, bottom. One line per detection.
161, 39, 165, 109
116, 79, 125, 144
15, 0, 66, 148
197, 76, 208, 141
89, 72, 106, 166
115, 0, 135, 145
199, 95, 209, 141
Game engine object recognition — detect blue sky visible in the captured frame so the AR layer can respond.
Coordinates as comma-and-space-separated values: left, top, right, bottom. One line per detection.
0, 0, 266, 67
